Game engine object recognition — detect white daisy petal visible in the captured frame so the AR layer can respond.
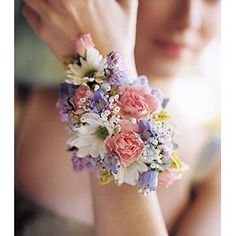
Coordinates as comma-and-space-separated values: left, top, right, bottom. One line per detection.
76, 135, 96, 147
82, 113, 101, 125
65, 48, 106, 85
98, 142, 106, 158
78, 125, 97, 135
90, 140, 101, 157
67, 135, 79, 147
114, 165, 126, 185
77, 145, 91, 157
124, 170, 139, 185
69, 112, 113, 158
135, 160, 148, 173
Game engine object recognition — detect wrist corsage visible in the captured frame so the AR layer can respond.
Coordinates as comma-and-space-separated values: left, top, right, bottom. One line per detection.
56, 33, 188, 195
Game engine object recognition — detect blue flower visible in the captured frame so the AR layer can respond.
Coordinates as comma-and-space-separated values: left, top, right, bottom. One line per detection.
138, 171, 157, 192
133, 75, 149, 86
89, 89, 109, 113
137, 119, 156, 142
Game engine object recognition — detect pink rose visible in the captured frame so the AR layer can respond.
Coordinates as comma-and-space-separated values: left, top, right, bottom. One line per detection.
70, 84, 92, 110
117, 85, 160, 119
75, 33, 95, 57
106, 130, 144, 167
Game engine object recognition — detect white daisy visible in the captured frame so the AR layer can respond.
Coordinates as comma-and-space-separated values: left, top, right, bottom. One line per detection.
67, 113, 113, 158
114, 160, 148, 186
66, 48, 107, 85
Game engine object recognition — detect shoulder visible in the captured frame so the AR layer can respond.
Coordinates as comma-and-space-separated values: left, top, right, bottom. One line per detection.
174, 117, 220, 183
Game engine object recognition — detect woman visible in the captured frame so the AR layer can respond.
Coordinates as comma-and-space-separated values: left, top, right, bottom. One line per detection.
17, 0, 220, 235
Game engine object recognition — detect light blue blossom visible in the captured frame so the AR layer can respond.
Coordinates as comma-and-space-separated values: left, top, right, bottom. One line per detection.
138, 171, 158, 193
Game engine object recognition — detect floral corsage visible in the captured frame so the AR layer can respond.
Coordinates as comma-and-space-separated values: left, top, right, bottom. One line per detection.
56, 33, 188, 195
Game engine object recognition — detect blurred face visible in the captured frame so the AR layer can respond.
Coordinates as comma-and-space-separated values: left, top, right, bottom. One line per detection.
135, 0, 220, 79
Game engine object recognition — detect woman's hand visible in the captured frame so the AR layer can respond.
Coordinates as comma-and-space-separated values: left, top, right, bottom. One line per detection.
22, 0, 139, 74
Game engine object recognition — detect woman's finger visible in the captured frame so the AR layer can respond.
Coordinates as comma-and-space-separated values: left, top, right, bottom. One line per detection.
23, 0, 52, 19
22, 3, 41, 33
22, 4, 51, 47
24, 0, 69, 39
47, 0, 65, 13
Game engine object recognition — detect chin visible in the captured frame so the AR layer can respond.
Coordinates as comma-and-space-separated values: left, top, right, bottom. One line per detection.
136, 50, 196, 79
142, 61, 189, 79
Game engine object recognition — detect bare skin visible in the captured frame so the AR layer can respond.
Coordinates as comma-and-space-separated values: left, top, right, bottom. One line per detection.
17, 0, 220, 235
16, 88, 220, 234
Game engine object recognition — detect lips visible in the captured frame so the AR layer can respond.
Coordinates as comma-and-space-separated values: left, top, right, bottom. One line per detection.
153, 38, 194, 58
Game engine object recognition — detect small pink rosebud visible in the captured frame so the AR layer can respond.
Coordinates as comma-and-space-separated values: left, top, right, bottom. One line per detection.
75, 33, 95, 57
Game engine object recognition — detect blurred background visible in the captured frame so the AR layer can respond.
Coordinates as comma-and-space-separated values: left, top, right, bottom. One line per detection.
15, 0, 220, 235
171, 39, 220, 131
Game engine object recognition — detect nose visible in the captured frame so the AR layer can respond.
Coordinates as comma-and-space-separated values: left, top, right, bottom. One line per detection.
172, 0, 202, 31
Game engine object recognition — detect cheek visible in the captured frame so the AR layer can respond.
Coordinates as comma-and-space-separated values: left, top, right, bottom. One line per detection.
137, 1, 173, 35
135, 2, 174, 66
199, 8, 220, 50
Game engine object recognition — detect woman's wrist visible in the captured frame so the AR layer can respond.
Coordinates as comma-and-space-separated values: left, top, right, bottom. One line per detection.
89, 172, 168, 236
122, 53, 138, 79
90, 171, 139, 198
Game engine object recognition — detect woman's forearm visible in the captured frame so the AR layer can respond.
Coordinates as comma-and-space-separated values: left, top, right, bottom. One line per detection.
174, 162, 220, 236
90, 173, 168, 236
86, 45, 167, 235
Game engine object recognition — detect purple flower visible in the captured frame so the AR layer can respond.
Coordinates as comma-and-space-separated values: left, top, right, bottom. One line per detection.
108, 67, 129, 86
89, 89, 108, 113
138, 171, 158, 192
137, 119, 156, 142
59, 82, 76, 99
162, 143, 173, 157
107, 51, 121, 68
72, 154, 96, 172
103, 153, 120, 174
56, 99, 70, 122
151, 88, 165, 108
56, 99, 78, 128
